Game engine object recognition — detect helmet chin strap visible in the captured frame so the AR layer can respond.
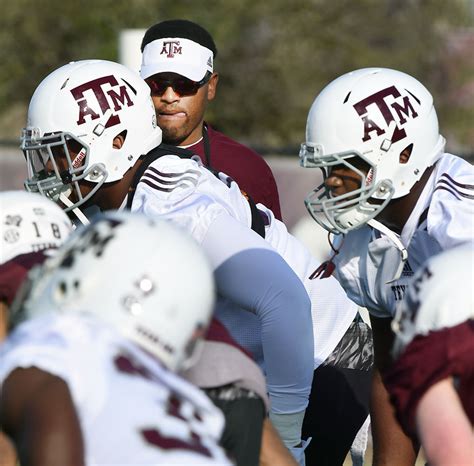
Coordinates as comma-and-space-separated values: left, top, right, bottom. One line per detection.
367, 219, 408, 284
59, 192, 90, 226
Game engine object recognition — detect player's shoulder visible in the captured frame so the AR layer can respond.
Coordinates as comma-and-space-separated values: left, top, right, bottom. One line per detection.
5, 314, 109, 351
426, 153, 474, 246
0, 314, 81, 385
432, 153, 474, 198
145, 153, 204, 177
138, 154, 206, 197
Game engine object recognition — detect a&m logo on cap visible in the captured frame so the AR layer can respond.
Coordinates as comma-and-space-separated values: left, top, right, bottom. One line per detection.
160, 40, 182, 58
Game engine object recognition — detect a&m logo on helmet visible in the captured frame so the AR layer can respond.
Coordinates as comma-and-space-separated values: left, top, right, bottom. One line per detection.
70, 75, 135, 128
353, 86, 420, 144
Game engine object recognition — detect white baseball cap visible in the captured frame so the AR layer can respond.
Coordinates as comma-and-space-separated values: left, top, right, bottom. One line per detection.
140, 37, 213, 81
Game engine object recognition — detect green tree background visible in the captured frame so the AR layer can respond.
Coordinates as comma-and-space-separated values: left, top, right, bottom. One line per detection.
0, 0, 472, 153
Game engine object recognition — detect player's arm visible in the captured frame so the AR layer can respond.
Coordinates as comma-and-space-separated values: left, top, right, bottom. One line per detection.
202, 213, 314, 414
369, 314, 419, 466
0, 301, 7, 341
259, 418, 298, 466
202, 213, 313, 461
0, 431, 16, 466
0, 367, 85, 466
416, 377, 473, 466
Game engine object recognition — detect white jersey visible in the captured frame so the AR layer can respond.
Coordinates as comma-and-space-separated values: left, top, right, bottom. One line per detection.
0, 314, 230, 465
392, 244, 474, 357
334, 153, 474, 318
132, 155, 357, 370
258, 204, 358, 368
131, 155, 252, 244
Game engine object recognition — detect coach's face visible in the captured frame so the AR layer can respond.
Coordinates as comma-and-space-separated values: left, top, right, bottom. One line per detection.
148, 72, 218, 146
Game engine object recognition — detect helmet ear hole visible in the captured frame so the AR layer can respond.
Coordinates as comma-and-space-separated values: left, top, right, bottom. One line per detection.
399, 144, 413, 164
113, 130, 127, 149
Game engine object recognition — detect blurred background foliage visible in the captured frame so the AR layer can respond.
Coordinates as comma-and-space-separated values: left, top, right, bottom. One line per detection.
0, 0, 473, 154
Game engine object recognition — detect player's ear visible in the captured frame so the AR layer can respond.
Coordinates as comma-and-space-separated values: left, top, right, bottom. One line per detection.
113, 131, 126, 149
399, 144, 413, 164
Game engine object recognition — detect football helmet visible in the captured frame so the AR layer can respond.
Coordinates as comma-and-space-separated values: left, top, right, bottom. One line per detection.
392, 243, 474, 357
300, 68, 446, 234
22, 59, 162, 212
1, 190, 73, 265
16, 211, 215, 371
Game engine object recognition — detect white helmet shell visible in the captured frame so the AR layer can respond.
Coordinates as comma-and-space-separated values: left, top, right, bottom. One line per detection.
22, 59, 162, 211
1, 190, 73, 264
301, 67, 445, 234
18, 211, 215, 371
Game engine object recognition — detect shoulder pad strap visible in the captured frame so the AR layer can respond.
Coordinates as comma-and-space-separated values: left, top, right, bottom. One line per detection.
247, 194, 266, 239
126, 144, 195, 209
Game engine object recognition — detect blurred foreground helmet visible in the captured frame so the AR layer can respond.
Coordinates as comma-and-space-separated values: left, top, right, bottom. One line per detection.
300, 67, 445, 234
22, 59, 162, 212
15, 211, 215, 371
1, 190, 73, 264
392, 243, 474, 357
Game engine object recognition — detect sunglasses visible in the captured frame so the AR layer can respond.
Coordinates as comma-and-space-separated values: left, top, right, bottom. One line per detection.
146, 72, 212, 97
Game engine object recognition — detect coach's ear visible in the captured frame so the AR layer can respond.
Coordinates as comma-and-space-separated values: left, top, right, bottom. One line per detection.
207, 72, 219, 101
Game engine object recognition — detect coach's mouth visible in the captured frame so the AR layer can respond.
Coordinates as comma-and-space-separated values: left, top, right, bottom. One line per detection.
158, 111, 186, 121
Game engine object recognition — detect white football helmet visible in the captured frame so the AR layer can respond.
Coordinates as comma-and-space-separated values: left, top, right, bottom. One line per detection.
300, 68, 446, 234
22, 59, 162, 212
392, 243, 474, 358
16, 211, 215, 371
1, 190, 73, 264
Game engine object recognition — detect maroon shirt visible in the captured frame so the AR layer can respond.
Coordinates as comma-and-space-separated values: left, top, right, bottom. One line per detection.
0, 251, 49, 306
187, 124, 282, 220
385, 320, 474, 438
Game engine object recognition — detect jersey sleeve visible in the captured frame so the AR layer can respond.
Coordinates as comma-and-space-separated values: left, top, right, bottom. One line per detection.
384, 320, 474, 436
0, 316, 70, 382
427, 157, 474, 249
202, 213, 314, 414
0, 314, 106, 421
428, 192, 474, 250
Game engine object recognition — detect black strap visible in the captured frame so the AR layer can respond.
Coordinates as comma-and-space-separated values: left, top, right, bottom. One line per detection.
126, 141, 265, 239
247, 194, 266, 239
126, 144, 194, 208
203, 124, 212, 168
416, 206, 430, 229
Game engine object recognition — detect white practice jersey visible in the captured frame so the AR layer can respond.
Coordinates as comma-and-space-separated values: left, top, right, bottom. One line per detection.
334, 153, 474, 318
392, 244, 474, 357
132, 155, 357, 371
0, 314, 231, 465
258, 204, 358, 368
131, 155, 252, 243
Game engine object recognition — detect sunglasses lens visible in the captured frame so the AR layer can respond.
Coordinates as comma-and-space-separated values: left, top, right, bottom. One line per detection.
147, 80, 167, 95
174, 78, 200, 96
147, 73, 212, 97
147, 77, 200, 97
